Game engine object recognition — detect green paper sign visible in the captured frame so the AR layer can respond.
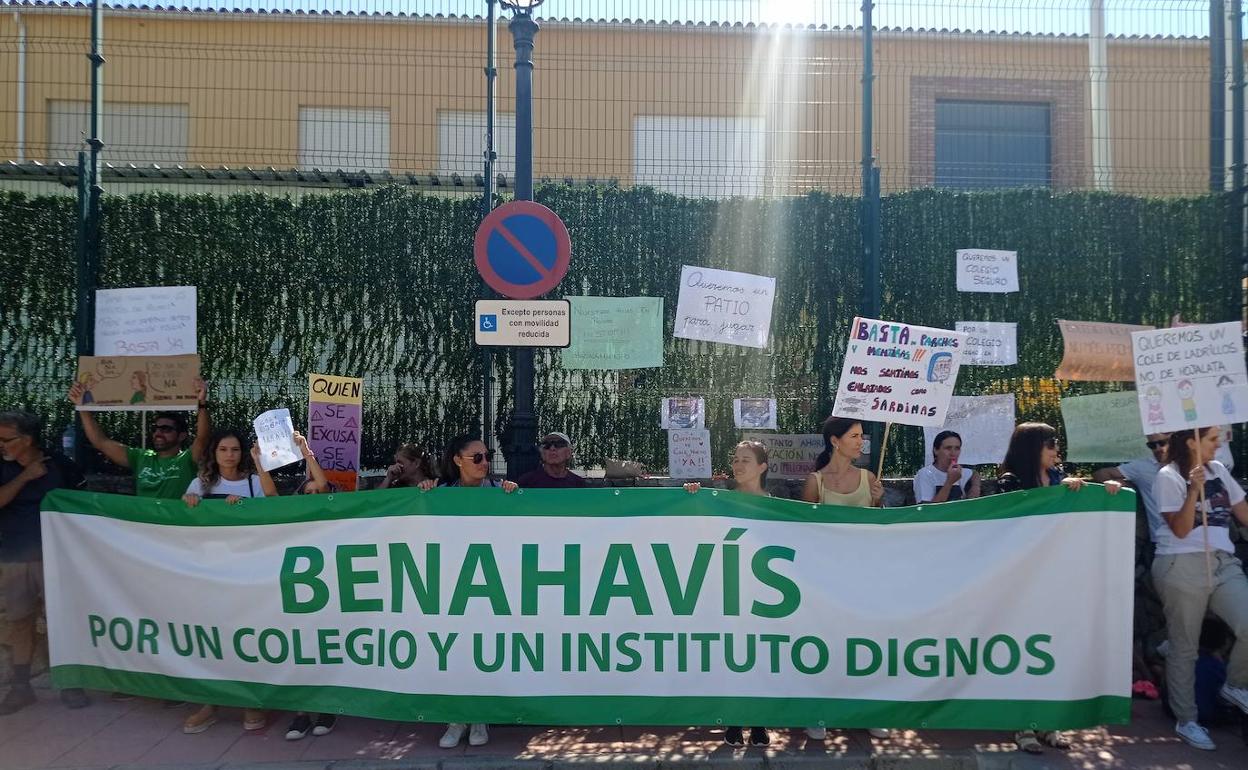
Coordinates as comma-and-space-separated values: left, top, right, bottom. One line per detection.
1060, 391, 1149, 462
561, 296, 664, 370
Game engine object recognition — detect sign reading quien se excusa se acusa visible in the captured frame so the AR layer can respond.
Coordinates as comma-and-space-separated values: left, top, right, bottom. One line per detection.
832, 318, 966, 427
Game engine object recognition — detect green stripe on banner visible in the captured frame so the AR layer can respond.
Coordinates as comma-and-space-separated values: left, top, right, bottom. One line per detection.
52, 665, 1130, 730
43, 485, 1135, 528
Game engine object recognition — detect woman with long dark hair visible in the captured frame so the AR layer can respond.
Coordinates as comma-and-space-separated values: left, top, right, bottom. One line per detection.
1152, 426, 1248, 751
379, 443, 437, 488
800, 417, 883, 507
996, 422, 1119, 754
420, 434, 515, 749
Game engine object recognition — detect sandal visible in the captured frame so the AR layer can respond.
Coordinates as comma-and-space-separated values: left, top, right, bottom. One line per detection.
1014, 731, 1044, 754
1040, 730, 1071, 750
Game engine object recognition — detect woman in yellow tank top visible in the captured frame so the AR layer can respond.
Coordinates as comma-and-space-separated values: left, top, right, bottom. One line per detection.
801, 417, 883, 507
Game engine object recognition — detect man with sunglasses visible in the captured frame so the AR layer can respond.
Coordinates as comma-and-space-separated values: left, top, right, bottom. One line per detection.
69, 379, 211, 499
517, 431, 585, 488
0, 411, 89, 714
1094, 433, 1171, 544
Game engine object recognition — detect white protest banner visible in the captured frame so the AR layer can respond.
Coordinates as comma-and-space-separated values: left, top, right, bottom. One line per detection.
1055, 320, 1154, 381
674, 265, 776, 349
253, 408, 302, 472
94, 286, 197, 356
660, 397, 706, 430
44, 487, 1134, 729
667, 428, 712, 478
921, 394, 1015, 466
1131, 322, 1248, 433
956, 249, 1018, 293
1060, 392, 1148, 463
832, 317, 966, 427
954, 322, 1017, 366
741, 432, 823, 479
734, 398, 778, 430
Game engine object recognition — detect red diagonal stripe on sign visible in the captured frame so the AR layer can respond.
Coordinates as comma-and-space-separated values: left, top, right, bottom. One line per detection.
495, 221, 553, 280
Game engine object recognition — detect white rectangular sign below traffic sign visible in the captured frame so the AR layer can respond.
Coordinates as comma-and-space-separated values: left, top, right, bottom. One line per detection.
475, 299, 571, 347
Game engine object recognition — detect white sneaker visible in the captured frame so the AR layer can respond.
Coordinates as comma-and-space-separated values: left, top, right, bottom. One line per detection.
439, 723, 467, 749
868, 728, 890, 739
805, 727, 827, 740
1174, 721, 1216, 751
1219, 682, 1248, 714
468, 722, 489, 746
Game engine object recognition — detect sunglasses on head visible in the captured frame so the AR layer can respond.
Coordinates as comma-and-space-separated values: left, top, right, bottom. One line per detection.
540, 440, 569, 450
461, 452, 487, 465
1146, 439, 1169, 449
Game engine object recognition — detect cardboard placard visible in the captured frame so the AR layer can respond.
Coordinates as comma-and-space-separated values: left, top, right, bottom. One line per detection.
1055, 320, 1155, 381
667, 428, 712, 479
73, 355, 200, 411
661, 397, 706, 430
308, 373, 363, 491
1060, 391, 1148, 462
954, 321, 1018, 366
740, 432, 824, 479
832, 317, 966, 427
921, 394, 1015, 466
254, 408, 302, 472
562, 296, 664, 370
674, 265, 776, 349
956, 249, 1018, 293
733, 398, 778, 429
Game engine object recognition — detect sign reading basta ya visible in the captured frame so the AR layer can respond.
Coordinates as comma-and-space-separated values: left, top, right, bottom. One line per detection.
833, 318, 966, 427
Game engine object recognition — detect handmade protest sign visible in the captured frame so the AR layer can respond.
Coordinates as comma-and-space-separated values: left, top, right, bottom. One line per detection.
1055, 320, 1154, 381
43, 486, 1134, 729
661, 397, 706, 430
741, 432, 823, 478
94, 286, 196, 356
674, 266, 776, 349
956, 249, 1018, 293
562, 297, 664, 370
954, 322, 1017, 366
253, 408, 302, 472
308, 374, 363, 491
921, 394, 1015, 466
667, 428, 712, 478
1131, 322, 1248, 433
832, 318, 966, 427
734, 398, 777, 429
1060, 392, 1148, 462
73, 355, 200, 411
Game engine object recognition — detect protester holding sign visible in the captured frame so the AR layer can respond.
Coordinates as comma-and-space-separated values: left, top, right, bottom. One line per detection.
70, 379, 211, 497
913, 431, 981, 503
801, 418, 883, 507
419, 434, 515, 749
1152, 426, 1248, 751
996, 422, 1120, 754
181, 431, 276, 507
378, 443, 437, 489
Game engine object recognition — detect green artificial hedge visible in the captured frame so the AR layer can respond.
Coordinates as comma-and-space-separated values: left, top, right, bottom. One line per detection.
0, 185, 1238, 474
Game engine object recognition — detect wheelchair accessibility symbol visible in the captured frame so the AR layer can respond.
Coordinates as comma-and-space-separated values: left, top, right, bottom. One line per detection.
479, 314, 498, 333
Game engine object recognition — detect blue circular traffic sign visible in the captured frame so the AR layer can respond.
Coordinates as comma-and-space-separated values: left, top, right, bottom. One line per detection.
473, 201, 571, 299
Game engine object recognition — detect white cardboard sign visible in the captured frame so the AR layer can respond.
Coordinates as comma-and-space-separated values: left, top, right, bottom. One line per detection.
956, 249, 1018, 293
922, 394, 1016, 466
1131, 322, 1248, 434
253, 408, 302, 472
832, 317, 967, 427
674, 265, 776, 349
94, 286, 197, 356
667, 428, 712, 479
954, 321, 1018, 366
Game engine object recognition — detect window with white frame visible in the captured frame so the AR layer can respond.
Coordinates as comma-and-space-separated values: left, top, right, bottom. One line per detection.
633, 115, 766, 198
298, 107, 390, 172
47, 101, 189, 165
437, 110, 516, 181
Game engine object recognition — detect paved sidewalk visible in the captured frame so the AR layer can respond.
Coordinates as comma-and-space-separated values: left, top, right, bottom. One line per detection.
0, 679, 1245, 770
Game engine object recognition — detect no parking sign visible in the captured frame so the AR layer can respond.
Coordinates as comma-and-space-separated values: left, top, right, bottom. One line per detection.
473, 201, 571, 299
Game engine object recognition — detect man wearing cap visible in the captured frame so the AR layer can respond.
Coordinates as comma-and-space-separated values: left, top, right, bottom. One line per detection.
517, 432, 586, 488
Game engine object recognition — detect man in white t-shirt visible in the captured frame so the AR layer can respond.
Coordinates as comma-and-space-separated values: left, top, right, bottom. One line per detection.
1092, 432, 1170, 541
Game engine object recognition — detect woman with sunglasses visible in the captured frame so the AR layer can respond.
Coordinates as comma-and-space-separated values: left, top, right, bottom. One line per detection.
996, 422, 1120, 754
685, 440, 773, 747
420, 434, 515, 749
1151, 426, 1248, 751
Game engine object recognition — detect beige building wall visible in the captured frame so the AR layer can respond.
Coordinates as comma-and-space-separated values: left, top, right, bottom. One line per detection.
0, 9, 1220, 196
